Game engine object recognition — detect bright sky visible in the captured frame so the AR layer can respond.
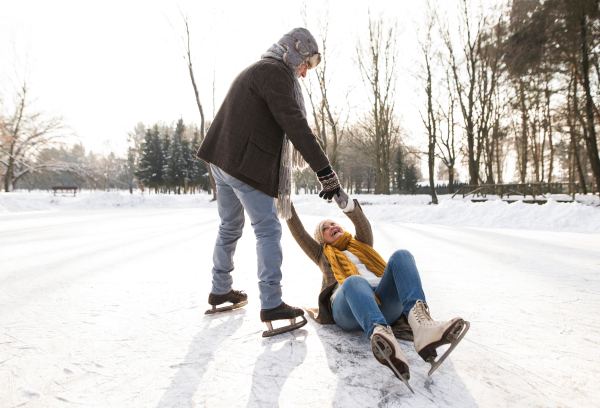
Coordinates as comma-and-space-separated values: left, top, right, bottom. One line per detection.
1, 0, 452, 164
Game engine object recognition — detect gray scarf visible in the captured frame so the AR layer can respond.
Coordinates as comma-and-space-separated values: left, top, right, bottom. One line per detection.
261, 43, 308, 220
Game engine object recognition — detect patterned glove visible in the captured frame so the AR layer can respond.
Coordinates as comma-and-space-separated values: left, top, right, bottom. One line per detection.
316, 165, 341, 200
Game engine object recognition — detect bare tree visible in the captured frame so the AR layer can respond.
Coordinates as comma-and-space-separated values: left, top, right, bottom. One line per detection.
417, 1, 439, 204
442, 0, 484, 186
436, 69, 460, 193
0, 80, 67, 192
476, 16, 506, 184
172, 12, 217, 201
301, 2, 349, 173
490, 88, 510, 184
117, 147, 137, 194
355, 13, 400, 194
570, 70, 589, 193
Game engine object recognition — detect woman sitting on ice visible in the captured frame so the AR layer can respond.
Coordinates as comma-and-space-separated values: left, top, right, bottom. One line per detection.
286, 189, 469, 392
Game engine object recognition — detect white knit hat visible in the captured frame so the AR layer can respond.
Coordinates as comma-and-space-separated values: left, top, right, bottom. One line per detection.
314, 219, 335, 246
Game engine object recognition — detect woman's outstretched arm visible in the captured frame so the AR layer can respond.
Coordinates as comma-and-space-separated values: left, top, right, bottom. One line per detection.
333, 188, 374, 247
286, 202, 322, 265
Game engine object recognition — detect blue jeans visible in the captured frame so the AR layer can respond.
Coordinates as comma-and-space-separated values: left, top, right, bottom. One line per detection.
209, 164, 282, 309
332, 249, 426, 339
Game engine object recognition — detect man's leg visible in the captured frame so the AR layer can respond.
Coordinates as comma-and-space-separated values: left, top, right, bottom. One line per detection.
237, 190, 282, 310
210, 165, 245, 295
211, 168, 283, 309
332, 275, 388, 340
374, 250, 427, 325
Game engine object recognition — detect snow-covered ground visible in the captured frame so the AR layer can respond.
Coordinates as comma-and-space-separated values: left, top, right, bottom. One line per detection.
1, 193, 599, 407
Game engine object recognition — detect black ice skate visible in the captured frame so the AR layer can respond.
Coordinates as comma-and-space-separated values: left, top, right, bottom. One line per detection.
260, 302, 307, 338
205, 289, 248, 315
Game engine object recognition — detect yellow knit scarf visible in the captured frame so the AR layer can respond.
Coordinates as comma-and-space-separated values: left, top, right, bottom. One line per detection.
323, 231, 387, 305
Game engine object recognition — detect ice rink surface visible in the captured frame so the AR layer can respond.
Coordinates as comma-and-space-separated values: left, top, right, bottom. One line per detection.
1, 206, 599, 407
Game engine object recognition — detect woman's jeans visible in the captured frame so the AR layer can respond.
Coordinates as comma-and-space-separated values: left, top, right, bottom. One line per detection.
332, 249, 426, 339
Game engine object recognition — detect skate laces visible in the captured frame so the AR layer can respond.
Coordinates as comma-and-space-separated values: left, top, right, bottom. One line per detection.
414, 300, 433, 323
230, 289, 246, 300
371, 323, 394, 337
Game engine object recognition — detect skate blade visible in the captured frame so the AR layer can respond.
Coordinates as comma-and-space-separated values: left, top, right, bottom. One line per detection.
204, 300, 248, 315
427, 320, 470, 376
262, 316, 307, 338
373, 340, 414, 394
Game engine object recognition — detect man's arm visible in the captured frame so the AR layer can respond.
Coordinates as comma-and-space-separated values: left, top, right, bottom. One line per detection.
260, 64, 330, 173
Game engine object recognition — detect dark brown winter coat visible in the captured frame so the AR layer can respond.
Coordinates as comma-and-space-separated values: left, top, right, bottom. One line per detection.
196, 58, 330, 198
286, 200, 373, 324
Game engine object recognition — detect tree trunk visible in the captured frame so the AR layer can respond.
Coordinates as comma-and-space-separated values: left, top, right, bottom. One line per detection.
428, 127, 437, 203
4, 158, 13, 192
580, 14, 600, 194
545, 76, 553, 183
182, 16, 217, 202
547, 117, 554, 183
4, 142, 16, 192
466, 118, 477, 185
518, 79, 528, 183
573, 139, 588, 194
426, 58, 438, 204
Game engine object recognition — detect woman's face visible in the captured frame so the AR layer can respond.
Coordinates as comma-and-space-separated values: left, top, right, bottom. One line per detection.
322, 220, 345, 245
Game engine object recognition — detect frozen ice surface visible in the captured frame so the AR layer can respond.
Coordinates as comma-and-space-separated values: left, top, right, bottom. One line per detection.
1, 197, 599, 407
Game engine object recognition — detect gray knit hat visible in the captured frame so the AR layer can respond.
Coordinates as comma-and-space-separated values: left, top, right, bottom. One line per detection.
278, 28, 322, 70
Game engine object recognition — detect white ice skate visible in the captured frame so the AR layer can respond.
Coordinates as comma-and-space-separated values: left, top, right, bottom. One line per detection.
408, 300, 470, 375
370, 324, 414, 393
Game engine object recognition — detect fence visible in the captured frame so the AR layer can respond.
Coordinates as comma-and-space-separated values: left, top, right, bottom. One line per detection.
452, 182, 580, 201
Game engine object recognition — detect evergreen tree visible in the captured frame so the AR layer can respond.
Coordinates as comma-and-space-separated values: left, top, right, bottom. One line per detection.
178, 120, 197, 194
404, 164, 419, 194
165, 120, 186, 193
190, 129, 210, 193
162, 128, 172, 192
394, 148, 405, 192
394, 148, 419, 194
135, 125, 164, 192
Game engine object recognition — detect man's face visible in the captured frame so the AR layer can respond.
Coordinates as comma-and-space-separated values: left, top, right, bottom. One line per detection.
298, 62, 309, 79
322, 220, 344, 245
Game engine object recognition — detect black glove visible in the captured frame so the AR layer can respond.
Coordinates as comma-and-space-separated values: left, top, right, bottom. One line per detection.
316, 165, 341, 200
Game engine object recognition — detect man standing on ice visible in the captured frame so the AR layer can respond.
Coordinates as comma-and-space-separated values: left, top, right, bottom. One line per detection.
197, 28, 340, 337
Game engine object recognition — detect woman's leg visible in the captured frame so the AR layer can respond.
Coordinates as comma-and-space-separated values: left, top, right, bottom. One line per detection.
374, 250, 427, 324
332, 275, 388, 339
334, 277, 413, 391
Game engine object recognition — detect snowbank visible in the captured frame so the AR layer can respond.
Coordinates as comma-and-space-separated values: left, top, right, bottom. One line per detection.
292, 194, 600, 234
1, 191, 599, 233
0, 191, 216, 213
